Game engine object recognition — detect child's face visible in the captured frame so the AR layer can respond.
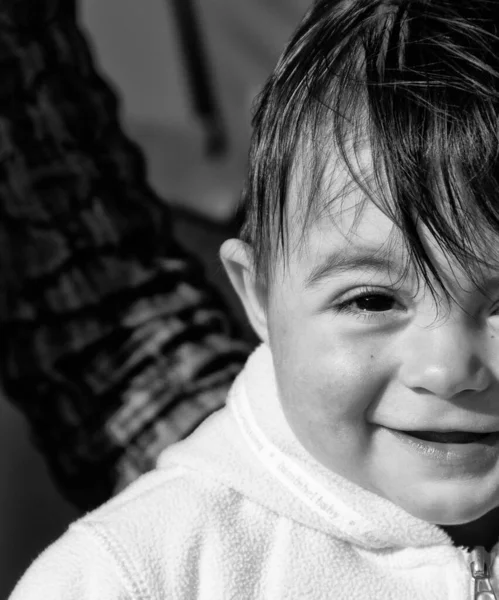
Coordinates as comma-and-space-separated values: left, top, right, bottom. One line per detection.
241, 154, 499, 526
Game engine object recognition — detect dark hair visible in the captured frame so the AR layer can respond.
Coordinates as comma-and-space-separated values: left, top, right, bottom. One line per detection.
240, 0, 499, 305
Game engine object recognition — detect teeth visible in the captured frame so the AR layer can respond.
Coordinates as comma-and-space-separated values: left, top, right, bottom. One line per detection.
406, 431, 489, 444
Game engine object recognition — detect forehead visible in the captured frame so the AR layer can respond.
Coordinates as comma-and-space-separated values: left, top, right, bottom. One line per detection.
285, 146, 403, 264
296, 192, 407, 284
282, 147, 499, 292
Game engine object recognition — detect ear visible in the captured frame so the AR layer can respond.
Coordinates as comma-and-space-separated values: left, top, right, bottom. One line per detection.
220, 239, 269, 343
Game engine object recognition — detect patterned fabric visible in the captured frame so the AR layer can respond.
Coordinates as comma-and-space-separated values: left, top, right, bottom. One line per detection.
0, 0, 251, 511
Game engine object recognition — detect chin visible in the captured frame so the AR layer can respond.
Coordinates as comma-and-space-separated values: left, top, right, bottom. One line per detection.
402, 483, 499, 527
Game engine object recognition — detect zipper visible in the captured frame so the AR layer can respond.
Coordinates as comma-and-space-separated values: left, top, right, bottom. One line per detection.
470, 546, 497, 599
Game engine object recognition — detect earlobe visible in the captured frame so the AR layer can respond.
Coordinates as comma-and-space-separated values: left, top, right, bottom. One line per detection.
220, 239, 269, 343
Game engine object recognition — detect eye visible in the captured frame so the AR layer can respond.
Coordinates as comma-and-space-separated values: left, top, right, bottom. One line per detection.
347, 294, 396, 312
334, 288, 404, 322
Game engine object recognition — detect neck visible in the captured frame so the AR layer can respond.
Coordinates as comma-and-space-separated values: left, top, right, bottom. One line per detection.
440, 506, 499, 552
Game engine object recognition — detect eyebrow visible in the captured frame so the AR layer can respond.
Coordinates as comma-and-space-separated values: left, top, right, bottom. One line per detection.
304, 247, 408, 289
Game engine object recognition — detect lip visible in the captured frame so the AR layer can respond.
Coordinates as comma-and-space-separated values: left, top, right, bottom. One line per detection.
385, 427, 499, 468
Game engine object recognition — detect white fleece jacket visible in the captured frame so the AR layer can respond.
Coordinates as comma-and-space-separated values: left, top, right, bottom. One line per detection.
9, 344, 499, 599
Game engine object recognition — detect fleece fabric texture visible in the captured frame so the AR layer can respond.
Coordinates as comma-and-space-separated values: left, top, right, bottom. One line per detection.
9, 344, 499, 599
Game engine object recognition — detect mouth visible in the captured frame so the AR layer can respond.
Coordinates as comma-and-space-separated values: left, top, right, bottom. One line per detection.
385, 427, 499, 467
401, 431, 492, 444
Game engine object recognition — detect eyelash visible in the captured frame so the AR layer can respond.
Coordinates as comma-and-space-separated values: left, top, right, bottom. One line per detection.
334, 287, 403, 322
333, 286, 499, 325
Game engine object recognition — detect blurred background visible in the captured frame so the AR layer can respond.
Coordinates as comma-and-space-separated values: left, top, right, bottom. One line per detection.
0, 0, 311, 596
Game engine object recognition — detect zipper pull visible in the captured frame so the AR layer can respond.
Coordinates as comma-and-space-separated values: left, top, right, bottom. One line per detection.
470, 546, 498, 600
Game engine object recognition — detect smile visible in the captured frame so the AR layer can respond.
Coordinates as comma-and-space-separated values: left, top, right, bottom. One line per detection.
384, 427, 499, 468
402, 431, 490, 444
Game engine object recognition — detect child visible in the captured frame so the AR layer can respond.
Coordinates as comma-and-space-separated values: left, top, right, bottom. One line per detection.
10, 0, 499, 598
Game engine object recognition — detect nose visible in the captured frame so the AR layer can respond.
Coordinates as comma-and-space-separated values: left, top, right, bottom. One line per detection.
398, 318, 492, 399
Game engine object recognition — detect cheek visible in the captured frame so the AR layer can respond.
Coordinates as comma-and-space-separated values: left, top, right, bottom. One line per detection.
275, 349, 379, 473
273, 332, 386, 431
267, 285, 392, 422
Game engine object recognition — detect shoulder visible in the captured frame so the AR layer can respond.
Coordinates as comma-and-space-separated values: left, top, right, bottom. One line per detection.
71, 464, 261, 594
10, 465, 246, 600
80, 463, 240, 537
